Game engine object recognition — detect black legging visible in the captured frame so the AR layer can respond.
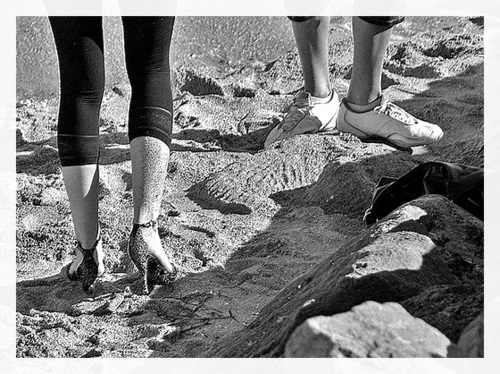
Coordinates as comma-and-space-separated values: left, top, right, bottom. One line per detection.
288, 16, 405, 27
49, 16, 175, 166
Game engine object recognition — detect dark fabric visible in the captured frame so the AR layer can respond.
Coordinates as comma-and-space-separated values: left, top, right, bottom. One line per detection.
49, 16, 174, 166
288, 16, 314, 22
49, 17, 104, 166
358, 16, 404, 27
364, 162, 484, 226
288, 16, 405, 27
121, 17, 174, 118
57, 134, 100, 166
128, 107, 172, 146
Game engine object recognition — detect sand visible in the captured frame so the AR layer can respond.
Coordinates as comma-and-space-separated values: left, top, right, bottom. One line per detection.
15, 16, 483, 357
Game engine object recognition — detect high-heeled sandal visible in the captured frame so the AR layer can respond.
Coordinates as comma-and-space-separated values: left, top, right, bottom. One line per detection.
128, 220, 178, 294
66, 237, 105, 293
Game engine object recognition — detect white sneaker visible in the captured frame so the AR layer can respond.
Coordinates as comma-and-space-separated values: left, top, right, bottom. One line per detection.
264, 90, 340, 148
336, 98, 444, 151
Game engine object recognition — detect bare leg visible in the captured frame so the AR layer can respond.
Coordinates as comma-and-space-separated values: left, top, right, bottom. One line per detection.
63, 164, 104, 281
347, 16, 393, 107
263, 16, 338, 147
292, 16, 331, 98
62, 164, 99, 248
337, 17, 444, 150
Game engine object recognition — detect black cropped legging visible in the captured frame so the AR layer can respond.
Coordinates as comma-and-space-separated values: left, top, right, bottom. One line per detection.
49, 17, 174, 167
288, 16, 405, 27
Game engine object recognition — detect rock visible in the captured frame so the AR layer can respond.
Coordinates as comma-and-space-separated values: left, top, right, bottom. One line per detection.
210, 195, 483, 357
285, 301, 451, 358
400, 285, 483, 343
448, 312, 483, 357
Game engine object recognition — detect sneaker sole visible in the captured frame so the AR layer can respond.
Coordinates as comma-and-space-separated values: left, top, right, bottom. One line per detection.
338, 116, 442, 152
355, 135, 413, 152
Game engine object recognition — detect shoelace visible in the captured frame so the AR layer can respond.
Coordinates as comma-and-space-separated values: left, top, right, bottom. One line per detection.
374, 102, 419, 125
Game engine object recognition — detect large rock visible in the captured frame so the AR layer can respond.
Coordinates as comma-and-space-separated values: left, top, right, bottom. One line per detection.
285, 301, 451, 358
210, 195, 483, 357
400, 285, 483, 343
448, 312, 484, 357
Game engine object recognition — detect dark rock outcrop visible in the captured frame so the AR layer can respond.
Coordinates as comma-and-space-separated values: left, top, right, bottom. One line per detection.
400, 284, 483, 343
210, 195, 483, 357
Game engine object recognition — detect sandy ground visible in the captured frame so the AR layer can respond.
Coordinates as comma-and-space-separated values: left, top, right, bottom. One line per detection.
15, 16, 483, 357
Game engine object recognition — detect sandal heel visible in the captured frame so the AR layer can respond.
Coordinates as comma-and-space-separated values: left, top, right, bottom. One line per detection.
128, 220, 177, 295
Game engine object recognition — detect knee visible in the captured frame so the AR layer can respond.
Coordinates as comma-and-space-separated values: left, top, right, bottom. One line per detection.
127, 58, 170, 89
61, 76, 104, 107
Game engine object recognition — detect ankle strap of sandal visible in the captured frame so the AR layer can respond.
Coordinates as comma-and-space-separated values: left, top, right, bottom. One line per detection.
132, 220, 157, 229
77, 237, 101, 252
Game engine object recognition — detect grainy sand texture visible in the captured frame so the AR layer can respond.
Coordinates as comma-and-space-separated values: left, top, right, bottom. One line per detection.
16, 16, 483, 357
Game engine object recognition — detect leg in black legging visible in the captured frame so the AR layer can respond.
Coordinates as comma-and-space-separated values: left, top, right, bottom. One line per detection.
122, 16, 174, 144
122, 17, 176, 293
49, 16, 104, 167
49, 17, 103, 252
49, 17, 105, 289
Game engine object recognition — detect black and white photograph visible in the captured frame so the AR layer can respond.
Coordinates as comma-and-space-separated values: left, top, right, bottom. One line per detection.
3, 0, 498, 371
